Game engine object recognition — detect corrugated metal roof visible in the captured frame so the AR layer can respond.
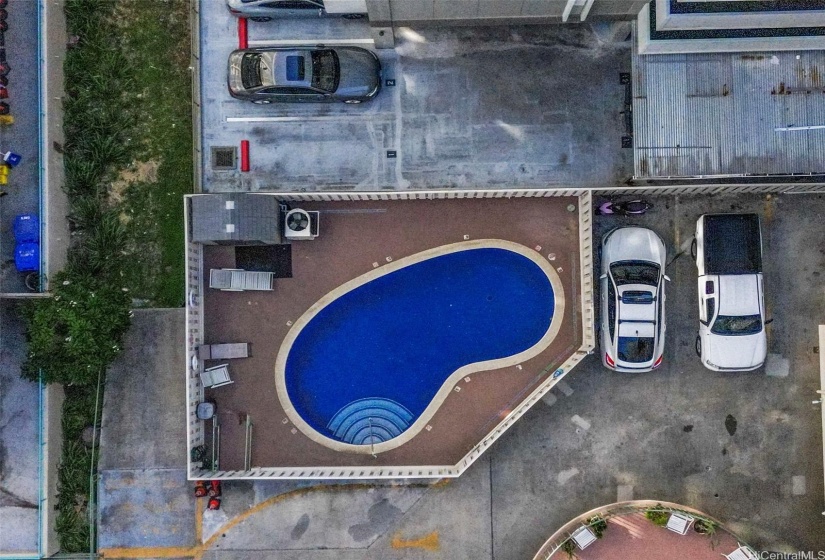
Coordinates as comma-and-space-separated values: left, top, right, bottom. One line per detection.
191, 193, 281, 244
632, 49, 825, 178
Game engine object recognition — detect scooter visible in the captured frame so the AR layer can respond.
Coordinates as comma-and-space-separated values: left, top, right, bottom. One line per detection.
595, 199, 653, 216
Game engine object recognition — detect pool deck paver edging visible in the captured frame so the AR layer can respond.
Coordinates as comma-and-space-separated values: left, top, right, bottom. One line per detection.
274, 239, 566, 455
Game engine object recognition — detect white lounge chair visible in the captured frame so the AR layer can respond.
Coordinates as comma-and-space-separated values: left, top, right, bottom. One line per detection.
209, 268, 274, 291
198, 343, 249, 360
201, 364, 233, 389
666, 512, 694, 535
571, 525, 597, 550
723, 545, 758, 560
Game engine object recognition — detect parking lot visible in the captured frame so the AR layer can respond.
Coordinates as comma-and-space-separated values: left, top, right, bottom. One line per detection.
199, 9, 633, 192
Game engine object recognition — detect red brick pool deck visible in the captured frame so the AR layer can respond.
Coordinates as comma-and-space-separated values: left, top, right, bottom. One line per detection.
548, 514, 741, 560
201, 196, 583, 471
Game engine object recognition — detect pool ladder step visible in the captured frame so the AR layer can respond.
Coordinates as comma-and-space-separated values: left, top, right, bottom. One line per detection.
328, 397, 414, 445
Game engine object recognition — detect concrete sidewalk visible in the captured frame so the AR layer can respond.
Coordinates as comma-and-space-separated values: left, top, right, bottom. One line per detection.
98, 309, 197, 553
0, 301, 39, 555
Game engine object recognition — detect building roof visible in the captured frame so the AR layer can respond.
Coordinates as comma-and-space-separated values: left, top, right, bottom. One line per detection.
632, 49, 825, 178
191, 193, 281, 244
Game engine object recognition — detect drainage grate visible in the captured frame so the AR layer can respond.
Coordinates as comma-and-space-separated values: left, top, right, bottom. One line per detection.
211, 146, 237, 171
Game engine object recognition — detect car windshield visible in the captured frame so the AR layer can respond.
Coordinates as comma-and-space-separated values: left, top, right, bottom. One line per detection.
617, 336, 655, 363
241, 53, 263, 88
610, 261, 659, 287
311, 50, 339, 93
711, 315, 762, 336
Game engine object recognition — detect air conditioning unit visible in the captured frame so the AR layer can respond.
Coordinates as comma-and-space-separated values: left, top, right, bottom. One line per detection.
284, 209, 320, 240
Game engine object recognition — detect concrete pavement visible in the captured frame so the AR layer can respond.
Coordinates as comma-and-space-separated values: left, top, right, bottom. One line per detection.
200, 13, 633, 192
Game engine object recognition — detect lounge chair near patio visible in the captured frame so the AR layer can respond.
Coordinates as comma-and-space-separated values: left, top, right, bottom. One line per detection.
198, 343, 249, 360
666, 512, 694, 535
571, 525, 597, 550
201, 364, 233, 389
723, 545, 758, 560
209, 268, 274, 291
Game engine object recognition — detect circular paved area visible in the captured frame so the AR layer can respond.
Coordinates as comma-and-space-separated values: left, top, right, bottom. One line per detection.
552, 513, 741, 560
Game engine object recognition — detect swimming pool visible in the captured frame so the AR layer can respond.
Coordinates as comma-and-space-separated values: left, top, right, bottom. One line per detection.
275, 240, 564, 453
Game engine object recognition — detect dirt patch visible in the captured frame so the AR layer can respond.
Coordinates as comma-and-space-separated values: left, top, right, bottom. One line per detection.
109, 160, 160, 206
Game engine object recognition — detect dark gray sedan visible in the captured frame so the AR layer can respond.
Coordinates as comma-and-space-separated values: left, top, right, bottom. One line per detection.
228, 46, 381, 104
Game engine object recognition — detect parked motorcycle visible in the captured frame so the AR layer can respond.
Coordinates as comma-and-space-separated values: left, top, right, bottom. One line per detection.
595, 199, 653, 216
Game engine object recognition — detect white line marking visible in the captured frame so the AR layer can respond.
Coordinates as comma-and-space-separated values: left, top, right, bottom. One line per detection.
226, 115, 391, 123
247, 39, 375, 47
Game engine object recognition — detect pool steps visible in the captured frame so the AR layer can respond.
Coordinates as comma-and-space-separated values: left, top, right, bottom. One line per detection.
328, 398, 413, 444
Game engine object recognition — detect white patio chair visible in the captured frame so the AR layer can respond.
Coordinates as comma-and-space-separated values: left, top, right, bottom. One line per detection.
666, 512, 694, 535
723, 544, 758, 560
200, 364, 233, 389
571, 525, 597, 550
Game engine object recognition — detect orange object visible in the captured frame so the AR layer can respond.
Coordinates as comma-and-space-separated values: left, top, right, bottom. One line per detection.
194, 481, 207, 498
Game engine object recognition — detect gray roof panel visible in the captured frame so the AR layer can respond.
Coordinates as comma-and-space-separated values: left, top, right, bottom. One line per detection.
633, 50, 825, 178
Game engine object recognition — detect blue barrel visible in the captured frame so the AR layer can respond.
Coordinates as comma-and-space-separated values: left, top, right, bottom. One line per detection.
14, 242, 39, 272
14, 213, 39, 243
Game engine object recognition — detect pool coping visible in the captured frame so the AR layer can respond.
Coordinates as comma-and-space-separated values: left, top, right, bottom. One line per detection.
273, 239, 566, 454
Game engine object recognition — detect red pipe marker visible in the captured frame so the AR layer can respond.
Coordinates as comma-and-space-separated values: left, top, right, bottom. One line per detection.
238, 18, 248, 49
240, 140, 250, 172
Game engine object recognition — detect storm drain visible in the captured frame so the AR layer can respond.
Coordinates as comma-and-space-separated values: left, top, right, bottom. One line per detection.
211, 146, 237, 171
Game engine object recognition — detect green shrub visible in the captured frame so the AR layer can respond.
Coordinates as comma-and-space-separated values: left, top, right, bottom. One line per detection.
588, 515, 608, 538
694, 518, 717, 536
644, 506, 670, 527
21, 270, 131, 386
561, 538, 576, 559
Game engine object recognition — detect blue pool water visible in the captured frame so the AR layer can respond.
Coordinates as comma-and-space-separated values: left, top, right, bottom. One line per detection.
284, 247, 556, 446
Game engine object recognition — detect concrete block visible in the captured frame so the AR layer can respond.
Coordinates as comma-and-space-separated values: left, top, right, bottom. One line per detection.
371, 26, 395, 49
556, 380, 574, 397
766, 353, 790, 378
792, 475, 806, 496
617, 485, 634, 502
571, 415, 590, 431
541, 392, 557, 407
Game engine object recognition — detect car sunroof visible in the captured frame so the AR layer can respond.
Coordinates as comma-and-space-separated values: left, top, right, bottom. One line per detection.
286, 56, 305, 81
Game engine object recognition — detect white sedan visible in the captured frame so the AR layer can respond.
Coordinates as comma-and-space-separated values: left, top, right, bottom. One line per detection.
600, 227, 668, 373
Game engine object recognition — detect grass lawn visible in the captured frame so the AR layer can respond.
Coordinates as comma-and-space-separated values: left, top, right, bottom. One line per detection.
112, 0, 193, 307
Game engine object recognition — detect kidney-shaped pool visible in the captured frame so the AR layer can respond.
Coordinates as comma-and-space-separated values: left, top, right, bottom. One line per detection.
275, 240, 564, 454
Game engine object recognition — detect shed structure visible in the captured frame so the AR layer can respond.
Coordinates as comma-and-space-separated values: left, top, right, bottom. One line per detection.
190, 193, 281, 245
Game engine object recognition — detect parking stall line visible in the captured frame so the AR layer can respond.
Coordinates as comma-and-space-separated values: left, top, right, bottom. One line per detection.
226, 115, 392, 123
248, 38, 374, 47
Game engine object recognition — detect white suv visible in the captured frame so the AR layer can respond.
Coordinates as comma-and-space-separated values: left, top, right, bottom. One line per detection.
692, 214, 767, 372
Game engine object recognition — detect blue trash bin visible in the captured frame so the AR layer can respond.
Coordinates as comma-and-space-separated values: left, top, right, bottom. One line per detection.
14, 242, 39, 272
3, 152, 22, 167
14, 213, 39, 244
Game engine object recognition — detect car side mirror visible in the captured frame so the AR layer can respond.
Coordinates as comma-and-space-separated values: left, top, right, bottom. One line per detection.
664, 275, 671, 282
765, 318, 774, 325
600, 273, 607, 280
